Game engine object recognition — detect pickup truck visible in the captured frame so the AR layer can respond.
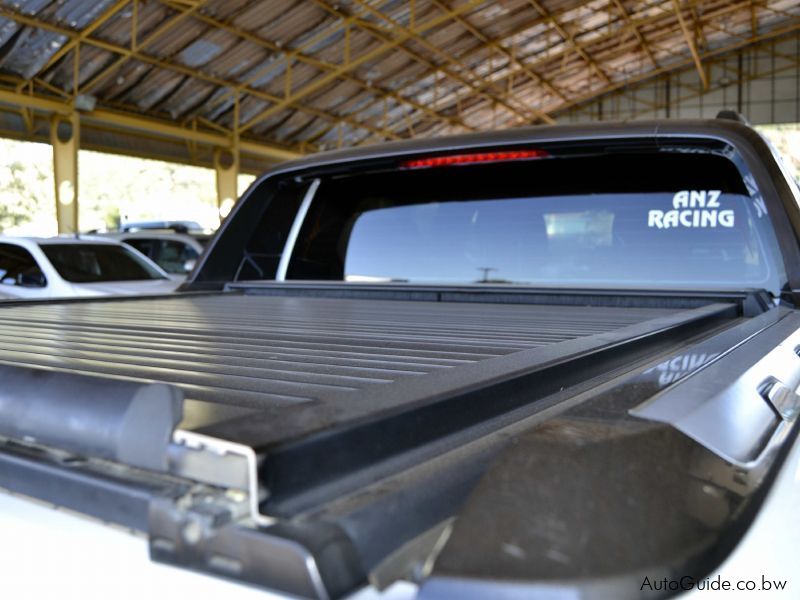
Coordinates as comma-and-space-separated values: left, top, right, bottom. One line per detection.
1, 116, 799, 599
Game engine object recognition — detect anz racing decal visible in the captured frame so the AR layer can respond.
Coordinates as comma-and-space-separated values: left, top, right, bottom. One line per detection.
643, 352, 720, 386
742, 173, 768, 218
648, 190, 735, 229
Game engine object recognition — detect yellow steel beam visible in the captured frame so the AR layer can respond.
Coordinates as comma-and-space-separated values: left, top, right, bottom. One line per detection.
0, 87, 301, 161
349, 14, 592, 133
215, 147, 239, 215
0, 103, 267, 173
85, 11, 399, 141
0, 89, 71, 114
552, 19, 800, 118
394, 19, 800, 140
0, 6, 396, 143
236, 0, 497, 134
566, 30, 800, 122
231, 3, 788, 136
177, 2, 369, 107
761, 3, 799, 21
92, 107, 300, 161
610, 0, 659, 69
526, 0, 611, 85
338, 0, 553, 125
35, 0, 131, 88
351, 3, 607, 127
447, 0, 754, 114
429, 0, 569, 103
169, 2, 474, 135
216, 94, 239, 214
267, 0, 511, 132
288, 5, 492, 136
0, 0, 788, 150
698, 16, 799, 66
51, 113, 79, 234
323, 0, 745, 133
690, 5, 709, 51
672, 0, 709, 89
342, 0, 592, 122
20, 106, 33, 133
79, 1, 207, 93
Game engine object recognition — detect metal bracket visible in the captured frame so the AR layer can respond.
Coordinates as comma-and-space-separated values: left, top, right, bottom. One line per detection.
156, 431, 364, 599
170, 430, 275, 527
759, 377, 800, 421
148, 490, 331, 600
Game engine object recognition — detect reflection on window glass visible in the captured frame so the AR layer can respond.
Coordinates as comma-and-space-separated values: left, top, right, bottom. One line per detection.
158, 241, 198, 274
124, 239, 198, 274
125, 239, 157, 259
544, 211, 614, 249
343, 194, 775, 289
41, 244, 165, 283
0, 243, 46, 287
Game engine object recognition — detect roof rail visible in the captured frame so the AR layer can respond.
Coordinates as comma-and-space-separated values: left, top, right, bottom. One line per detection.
716, 110, 750, 125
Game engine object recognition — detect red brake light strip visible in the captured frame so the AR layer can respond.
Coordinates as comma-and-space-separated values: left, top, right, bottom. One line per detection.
401, 149, 549, 169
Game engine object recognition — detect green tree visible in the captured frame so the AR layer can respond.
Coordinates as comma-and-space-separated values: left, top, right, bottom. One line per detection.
0, 159, 51, 233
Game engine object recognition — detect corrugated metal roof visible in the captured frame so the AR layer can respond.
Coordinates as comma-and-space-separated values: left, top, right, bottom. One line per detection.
0, 0, 795, 160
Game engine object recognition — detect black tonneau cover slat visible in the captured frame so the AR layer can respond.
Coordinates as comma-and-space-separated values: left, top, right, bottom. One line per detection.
0, 293, 679, 415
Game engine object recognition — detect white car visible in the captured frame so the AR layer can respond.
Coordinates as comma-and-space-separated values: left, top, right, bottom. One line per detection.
0, 236, 180, 299
98, 231, 206, 280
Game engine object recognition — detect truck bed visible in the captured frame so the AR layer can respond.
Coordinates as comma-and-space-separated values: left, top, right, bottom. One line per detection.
0, 291, 733, 446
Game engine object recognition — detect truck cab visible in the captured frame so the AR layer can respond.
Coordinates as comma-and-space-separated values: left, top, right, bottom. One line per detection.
1, 118, 799, 599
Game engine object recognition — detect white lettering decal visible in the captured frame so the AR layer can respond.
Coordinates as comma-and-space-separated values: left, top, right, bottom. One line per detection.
663, 210, 679, 229
752, 196, 767, 218
673, 190, 689, 209
700, 211, 717, 228
718, 210, 735, 227
690, 190, 706, 207
648, 210, 664, 228
650, 191, 734, 229
643, 352, 720, 386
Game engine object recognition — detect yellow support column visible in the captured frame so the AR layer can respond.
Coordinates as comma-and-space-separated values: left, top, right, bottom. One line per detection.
214, 145, 239, 221
50, 113, 80, 234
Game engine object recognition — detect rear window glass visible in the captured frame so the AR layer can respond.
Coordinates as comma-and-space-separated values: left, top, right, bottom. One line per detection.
283, 151, 785, 295
41, 244, 166, 283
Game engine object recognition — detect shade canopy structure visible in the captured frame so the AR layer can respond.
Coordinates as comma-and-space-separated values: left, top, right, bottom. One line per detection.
0, 0, 798, 234
0, 1, 795, 169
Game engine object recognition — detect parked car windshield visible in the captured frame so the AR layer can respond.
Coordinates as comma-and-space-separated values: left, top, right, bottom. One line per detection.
41, 243, 167, 283
123, 238, 199, 274
284, 150, 787, 296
